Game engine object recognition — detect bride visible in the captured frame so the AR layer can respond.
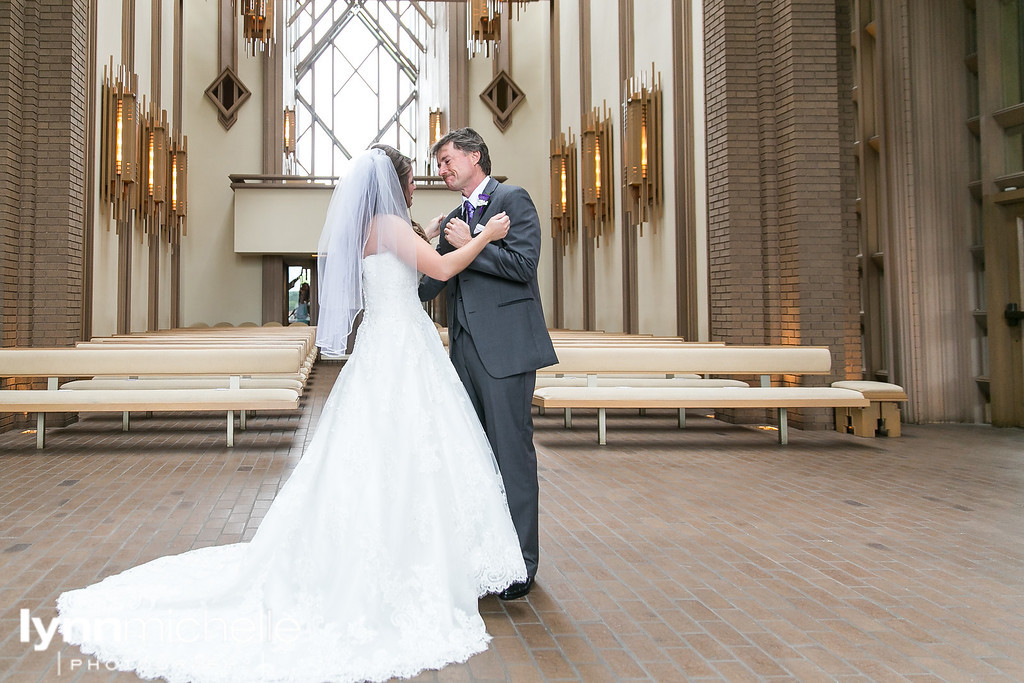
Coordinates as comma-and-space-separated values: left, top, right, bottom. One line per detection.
56, 147, 528, 682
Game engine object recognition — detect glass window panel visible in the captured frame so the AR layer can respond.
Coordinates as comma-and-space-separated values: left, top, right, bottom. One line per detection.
314, 125, 333, 175
288, 1, 433, 175
968, 71, 980, 118
1001, 0, 1024, 106
1006, 123, 1024, 174
969, 136, 980, 180
971, 198, 983, 247
966, 8, 977, 56
330, 51, 355, 93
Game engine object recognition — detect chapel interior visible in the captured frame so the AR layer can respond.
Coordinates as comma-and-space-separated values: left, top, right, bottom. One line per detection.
2, 1, 1023, 680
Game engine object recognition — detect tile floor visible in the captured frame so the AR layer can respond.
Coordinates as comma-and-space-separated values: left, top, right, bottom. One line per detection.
2, 361, 1023, 681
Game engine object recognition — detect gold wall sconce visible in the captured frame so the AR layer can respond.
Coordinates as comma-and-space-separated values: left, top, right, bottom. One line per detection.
169, 132, 188, 242
140, 102, 170, 237
467, 0, 538, 57
550, 130, 578, 252
469, 0, 501, 56
427, 108, 445, 174
283, 106, 296, 158
100, 61, 139, 228
581, 104, 614, 244
101, 59, 187, 241
428, 108, 445, 148
240, 0, 275, 56
623, 67, 663, 234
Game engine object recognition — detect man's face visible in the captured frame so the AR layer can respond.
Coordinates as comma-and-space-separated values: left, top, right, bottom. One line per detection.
435, 142, 482, 195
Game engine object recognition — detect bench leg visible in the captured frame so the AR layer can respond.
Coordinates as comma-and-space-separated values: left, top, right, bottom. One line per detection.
678, 409, 686, 429
879, 401, 902, 437
538, 406, 545, 416
598, 408, 607, 446
846, 406, 876, 437
639, 408, 647, 416
36, 413, 44, 449
778, 408, 788, 445
240, 410, 247, 431
122, 411, 130, 432
835, 408, 849, 434
564, 408, 572, 429
226, 411, 234, 447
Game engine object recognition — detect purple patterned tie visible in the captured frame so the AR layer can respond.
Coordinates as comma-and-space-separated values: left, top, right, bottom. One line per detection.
463, 199, 475, 223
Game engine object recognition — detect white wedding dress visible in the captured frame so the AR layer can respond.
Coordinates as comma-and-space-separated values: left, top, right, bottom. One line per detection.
57, 252, 528, 683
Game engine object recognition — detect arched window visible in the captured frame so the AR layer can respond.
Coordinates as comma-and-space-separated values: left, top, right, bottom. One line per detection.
286, 1, 437, 176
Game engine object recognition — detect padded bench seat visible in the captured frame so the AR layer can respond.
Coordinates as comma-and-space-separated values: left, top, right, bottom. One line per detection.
832, 380, 908, 437
0, 347, 303, 448
0, 388, 297, 411
60, 377, 305, 393
534, 386, 869, 445
532, 345, 877, 445
535, 376, 747, 388
76, 342, 314, 381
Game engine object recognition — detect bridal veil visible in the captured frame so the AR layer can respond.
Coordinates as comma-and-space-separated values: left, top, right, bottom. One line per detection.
316, 148, 418, 355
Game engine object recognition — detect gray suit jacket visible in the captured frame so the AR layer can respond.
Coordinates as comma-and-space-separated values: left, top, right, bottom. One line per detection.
419, 178, 558, 378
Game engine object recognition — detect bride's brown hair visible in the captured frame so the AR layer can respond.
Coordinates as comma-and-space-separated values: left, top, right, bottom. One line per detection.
369, 143, 430, 243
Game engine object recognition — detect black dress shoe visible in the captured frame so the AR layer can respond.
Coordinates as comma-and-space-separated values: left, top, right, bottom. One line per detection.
499, 577, 534, 601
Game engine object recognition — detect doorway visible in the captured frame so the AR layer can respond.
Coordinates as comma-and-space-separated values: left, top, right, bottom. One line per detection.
286, 263, 312, 325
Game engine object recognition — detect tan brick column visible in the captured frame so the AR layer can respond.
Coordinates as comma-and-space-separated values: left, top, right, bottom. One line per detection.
0, 0, 90, 429
704, 0, 860, 429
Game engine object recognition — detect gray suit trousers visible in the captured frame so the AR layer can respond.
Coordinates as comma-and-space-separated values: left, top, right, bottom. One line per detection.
450, 329, 539, 579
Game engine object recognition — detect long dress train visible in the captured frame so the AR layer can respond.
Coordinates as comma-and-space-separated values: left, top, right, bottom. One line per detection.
56, 252, 528, 683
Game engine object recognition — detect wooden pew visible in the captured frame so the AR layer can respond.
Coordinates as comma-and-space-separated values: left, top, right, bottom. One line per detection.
533, 346, 871, 445
0, 347, 302, 448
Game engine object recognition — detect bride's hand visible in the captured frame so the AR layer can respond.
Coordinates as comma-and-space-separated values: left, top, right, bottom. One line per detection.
480, 212, 510, 242
424, 214, 444, 241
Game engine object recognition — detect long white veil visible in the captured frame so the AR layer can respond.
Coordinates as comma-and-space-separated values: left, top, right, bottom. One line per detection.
315, 148, 415, 355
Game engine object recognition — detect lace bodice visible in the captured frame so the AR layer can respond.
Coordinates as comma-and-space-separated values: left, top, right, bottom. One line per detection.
361, 252, 420, 312
354, 252, 432, 348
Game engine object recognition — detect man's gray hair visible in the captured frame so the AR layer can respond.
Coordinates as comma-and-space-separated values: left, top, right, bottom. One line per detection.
431, 127, 491, 176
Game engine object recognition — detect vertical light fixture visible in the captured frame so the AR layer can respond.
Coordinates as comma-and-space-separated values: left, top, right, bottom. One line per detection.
581, 104, 613, 244
468, 1, 536, 57
469, 0, 501, 56
283, 106, 296, 158
623, 66, 663, 234
240, 0, 275, 56
169, 132, 188, 242
550, 130, 578, 252
140, 101, 170, 237
428, 108, 444, 148
426, 108, 445, 174
100, 60, 140, 228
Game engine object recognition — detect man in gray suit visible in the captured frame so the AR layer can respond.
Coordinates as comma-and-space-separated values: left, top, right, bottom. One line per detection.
419, 128, 557, 600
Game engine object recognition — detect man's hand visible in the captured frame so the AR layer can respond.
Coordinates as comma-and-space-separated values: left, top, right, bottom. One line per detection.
443, 217, 473, 248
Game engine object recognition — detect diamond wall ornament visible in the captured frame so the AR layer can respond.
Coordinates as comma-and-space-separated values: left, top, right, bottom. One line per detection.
480, 69, 525, 132
205, 66, 252, 130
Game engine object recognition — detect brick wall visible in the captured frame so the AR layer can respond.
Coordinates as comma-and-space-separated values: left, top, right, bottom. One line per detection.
0, 0, 88, 431
704, 0, 861, 429
835, 0, 862, 381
